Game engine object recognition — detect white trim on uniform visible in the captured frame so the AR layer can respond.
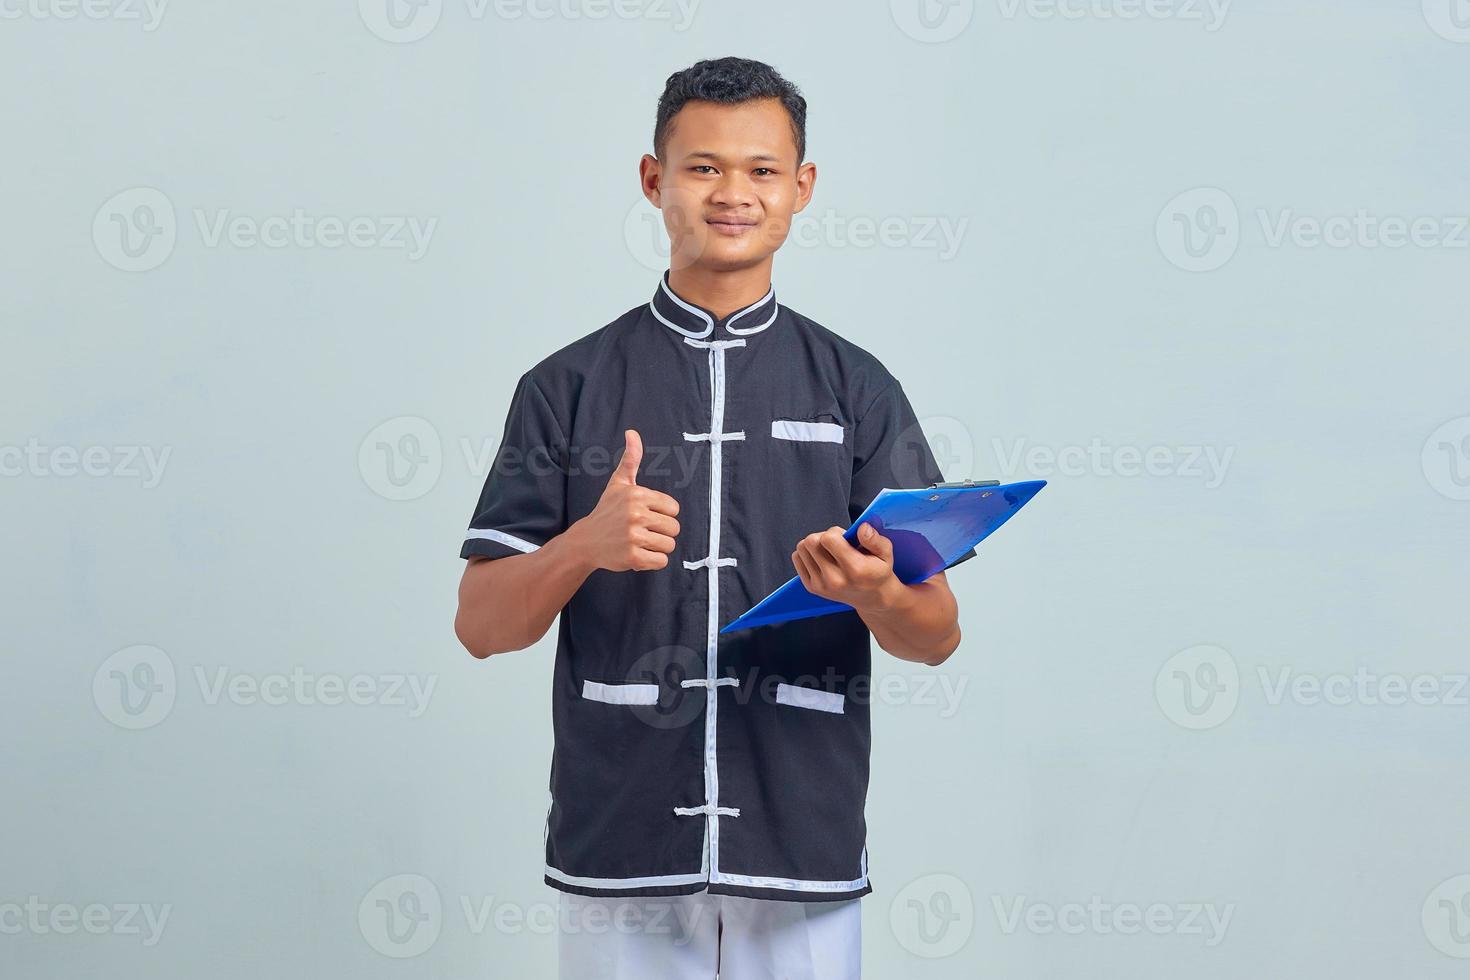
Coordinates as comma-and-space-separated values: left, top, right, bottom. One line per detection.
651, 278, 715, 338
681, 677, 739, 690
676, 335, 749, 884
683, 556, 737, 570
774, 683, 845, 714
582, 681, 660, 706
464, 527, 540, 553
711, 844, 869, 894
544, 865, 711, 890
724, 287, 777, 336
682, 430, 746, 443
770, 419, 845, 444
711, 870, 869, 892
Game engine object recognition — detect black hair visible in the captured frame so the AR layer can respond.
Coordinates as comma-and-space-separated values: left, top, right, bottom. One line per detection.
654, 57, 807, 163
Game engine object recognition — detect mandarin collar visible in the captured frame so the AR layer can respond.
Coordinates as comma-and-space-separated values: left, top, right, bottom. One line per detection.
648, 271, 779, 340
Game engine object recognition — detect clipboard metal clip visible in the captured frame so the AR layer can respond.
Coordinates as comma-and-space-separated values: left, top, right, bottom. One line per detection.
926, 478, 1000, 500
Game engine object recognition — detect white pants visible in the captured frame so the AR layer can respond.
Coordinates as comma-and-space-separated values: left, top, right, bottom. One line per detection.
556, 889, 862, 980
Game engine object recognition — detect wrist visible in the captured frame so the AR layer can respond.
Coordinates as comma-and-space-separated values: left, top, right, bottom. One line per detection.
546, 521, 600, 577
859, 573, 912, 616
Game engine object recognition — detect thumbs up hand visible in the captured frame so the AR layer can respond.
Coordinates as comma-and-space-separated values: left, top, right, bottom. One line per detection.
573, 429, 681, 572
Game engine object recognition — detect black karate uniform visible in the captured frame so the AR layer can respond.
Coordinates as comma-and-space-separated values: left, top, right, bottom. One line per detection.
462, 272, 974, 902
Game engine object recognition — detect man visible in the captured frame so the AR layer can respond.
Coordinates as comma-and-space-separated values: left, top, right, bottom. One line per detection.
455, 56, 976, 980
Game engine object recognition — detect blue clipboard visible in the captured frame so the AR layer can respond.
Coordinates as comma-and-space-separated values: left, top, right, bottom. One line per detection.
719, 479, 1047, 634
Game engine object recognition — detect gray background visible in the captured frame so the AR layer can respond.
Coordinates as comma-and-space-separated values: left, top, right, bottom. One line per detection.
4, 0, 1469, 976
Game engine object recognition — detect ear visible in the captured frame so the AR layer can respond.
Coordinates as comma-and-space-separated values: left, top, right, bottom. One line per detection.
792, 160, 817, 215
639, 154, 663, 208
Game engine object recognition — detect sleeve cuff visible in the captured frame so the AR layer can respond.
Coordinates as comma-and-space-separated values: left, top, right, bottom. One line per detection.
460, 527, 543, 561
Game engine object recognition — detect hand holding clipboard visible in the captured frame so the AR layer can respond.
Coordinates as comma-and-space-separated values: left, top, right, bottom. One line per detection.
719, 479, 1047, 634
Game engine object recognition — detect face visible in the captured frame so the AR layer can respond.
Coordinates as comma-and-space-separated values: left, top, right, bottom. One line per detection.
640, 98, 816, 274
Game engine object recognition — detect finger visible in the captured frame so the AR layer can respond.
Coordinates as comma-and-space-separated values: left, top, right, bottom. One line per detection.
642, 487, 681, 517
642, 511, 680, 539
801, 537, 843, 582
854, 522, 893, 563
611, 429, 643, 486
791, 547, 814, 585
635, 530, 677, 554
633, 548, 669, 571
816, 527, 864, 575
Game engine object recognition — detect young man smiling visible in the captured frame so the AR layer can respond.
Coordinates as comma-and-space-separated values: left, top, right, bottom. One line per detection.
455, 56, 975, 980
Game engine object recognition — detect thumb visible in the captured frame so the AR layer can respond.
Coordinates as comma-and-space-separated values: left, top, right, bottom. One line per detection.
857, 522, 893, 563
611, 429, 643, 486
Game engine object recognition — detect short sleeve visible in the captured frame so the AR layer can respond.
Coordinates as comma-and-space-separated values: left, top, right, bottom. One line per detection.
460, 372, 570, 561
848, 380, 978, 570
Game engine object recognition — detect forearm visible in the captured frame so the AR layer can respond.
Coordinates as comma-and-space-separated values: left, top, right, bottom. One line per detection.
854, 576, 962, 666
455, 523, 597, 658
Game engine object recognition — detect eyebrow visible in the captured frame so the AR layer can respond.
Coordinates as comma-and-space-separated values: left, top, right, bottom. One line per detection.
686, 151, 782, 164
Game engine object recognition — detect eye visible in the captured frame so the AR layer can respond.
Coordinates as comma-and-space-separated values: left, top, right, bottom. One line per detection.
692, 165, 717, 174
753, 168, 775, 176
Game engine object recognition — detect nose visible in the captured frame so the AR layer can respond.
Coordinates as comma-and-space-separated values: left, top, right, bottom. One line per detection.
709, 171, 756, 210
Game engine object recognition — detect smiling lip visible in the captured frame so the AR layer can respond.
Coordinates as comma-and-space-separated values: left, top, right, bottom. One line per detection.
707, 216, 759, 236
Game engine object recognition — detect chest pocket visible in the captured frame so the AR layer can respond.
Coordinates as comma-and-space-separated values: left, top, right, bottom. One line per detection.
771, 413, 846, 445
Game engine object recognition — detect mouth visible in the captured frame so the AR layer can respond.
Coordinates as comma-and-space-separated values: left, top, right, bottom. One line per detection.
706, 216, 760, 237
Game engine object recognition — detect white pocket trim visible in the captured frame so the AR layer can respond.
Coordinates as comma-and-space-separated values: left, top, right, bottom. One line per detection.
771, 419, 844, 444
582, 680, 659, 706
775, 682, 845, 714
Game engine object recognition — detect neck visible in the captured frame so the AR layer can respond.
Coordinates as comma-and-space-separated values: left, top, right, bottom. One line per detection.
668, 261, 774, 320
